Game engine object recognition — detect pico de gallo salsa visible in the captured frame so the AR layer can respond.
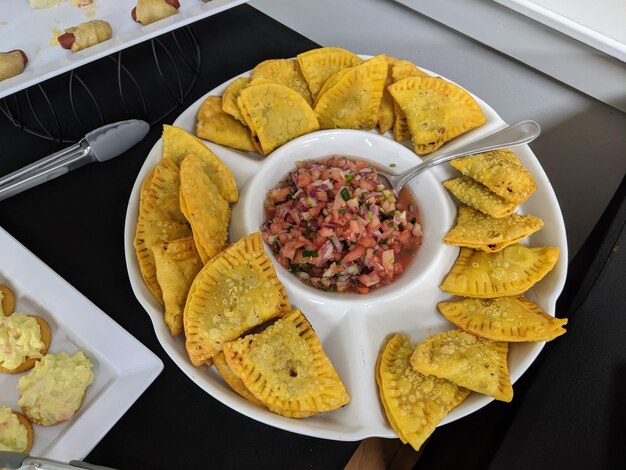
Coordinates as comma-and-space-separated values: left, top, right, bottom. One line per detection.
261, 156, 423, 294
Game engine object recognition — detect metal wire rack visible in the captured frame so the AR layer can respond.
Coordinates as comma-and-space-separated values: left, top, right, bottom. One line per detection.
0, 26, 201, 144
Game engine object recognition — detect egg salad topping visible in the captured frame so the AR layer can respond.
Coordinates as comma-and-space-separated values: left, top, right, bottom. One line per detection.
0, 313, 45, 370
0, 406, 28, 452
17, 351, 94, 425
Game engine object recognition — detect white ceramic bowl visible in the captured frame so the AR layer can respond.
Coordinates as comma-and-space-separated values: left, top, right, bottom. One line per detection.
230, 129, 455, 303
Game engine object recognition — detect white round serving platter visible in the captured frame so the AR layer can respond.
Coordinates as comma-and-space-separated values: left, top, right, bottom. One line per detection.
124, 62, 568, 441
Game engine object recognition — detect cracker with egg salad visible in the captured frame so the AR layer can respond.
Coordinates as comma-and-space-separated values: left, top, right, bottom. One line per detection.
410, 330, 513, 402
223, 309, 350, 418
443, 205, 544, 252
18, 351, 94, 426
388, 76, 486, 154
377, 334, 470, 451
161, 124, 238, 203
183, 232, 291, 367
443, 177, 518, 218
153, 236, 203, 336
237, 82, 320, 155
250, 58, 313, 106
440, 245, 560, 298
0, 406, 34, 453
389, 59, 430, 142
0, 284, 15, 315
313, 54, 388, 130
195, 95, 256, 152
221, 76, 250, 124
450, 149, 537, 204
0, 313, 51, 374
212, 351, 262, 405
297, 47, 364, 101
437, 296, 567, 342
179, 154, 231, 263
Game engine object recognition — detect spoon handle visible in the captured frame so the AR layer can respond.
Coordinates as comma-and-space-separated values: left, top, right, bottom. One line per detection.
395, 120, 541, 189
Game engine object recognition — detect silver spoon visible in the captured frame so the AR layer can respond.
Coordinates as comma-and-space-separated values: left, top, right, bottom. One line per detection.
377, 120, 541, 193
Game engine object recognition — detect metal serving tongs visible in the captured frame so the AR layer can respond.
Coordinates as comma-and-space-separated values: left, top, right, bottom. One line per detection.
0, 451, 117, 469
0, 119, 150, 202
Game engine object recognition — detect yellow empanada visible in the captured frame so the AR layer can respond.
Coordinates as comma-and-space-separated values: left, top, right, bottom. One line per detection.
390, 59, 430, 141
153, 236, 203, 336
314, 54, 388, 130
195, 95, 256, 152
134, 197, 192, 304
410, 330, 513, 402
297, 47, 363, 100
250, 58, 313, 106
222, 309, 350, 418
221, 77, 250, 124
213, 351, 263, 405
437, 296, 567, 342
179, 154, 230, 263
439, 245, 560, 298
450, 149, 537, 204
237, 82, 319, 155
143, 157, 187, 225
377, 334, 470, 451
162, 125, 238, 203
183, 232, 290, 366
443, 205, 544, 251
388, 76, 486, 154
443, 177, 518, 218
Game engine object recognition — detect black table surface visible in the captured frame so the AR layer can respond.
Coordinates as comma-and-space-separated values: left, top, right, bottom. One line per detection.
2, 5, 625, 470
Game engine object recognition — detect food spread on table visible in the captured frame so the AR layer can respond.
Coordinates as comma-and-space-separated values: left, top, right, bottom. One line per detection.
128, 46, 567, 442
0, 284, 95, 451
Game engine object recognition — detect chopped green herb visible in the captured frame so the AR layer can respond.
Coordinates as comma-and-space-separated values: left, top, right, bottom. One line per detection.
338, 209, 347, 214
389, 163, 396, 168
380, 238, 388, 244
410, 217, 417, 224
302, 250, 319, 258
341, 187, 350, 201
367, 210, 373, 220
345, 173, 354, 182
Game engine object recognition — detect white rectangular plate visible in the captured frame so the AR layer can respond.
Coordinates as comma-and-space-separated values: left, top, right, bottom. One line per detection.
0, 225, 163, 461
0, 0, 248, 100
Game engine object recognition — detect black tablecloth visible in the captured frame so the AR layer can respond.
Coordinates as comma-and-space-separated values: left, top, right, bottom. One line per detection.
2, 5, 625, 469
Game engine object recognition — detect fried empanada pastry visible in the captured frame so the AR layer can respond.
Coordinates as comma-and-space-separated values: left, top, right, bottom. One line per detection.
314, 54, 388, 130
377, 334, 470, 451
162, 125, 238, 203
139, 167, 155, 208
443, 205, 543, 252
143, 157, 187, 225
376, 56, 401, 134
195, 95, 256, 152
297, 47, 364, 100
132, 0, 179, 25
179, 154, 230, 262
223, 309, 350, 418
410, 330, 513, 402
213, 351, 263, 405
389, 59, 429, 141
437, 296, 567, 342
450, 149, 537, 204
388, 76, 486, 154
312, 67, 352, 108
0, 50, 28, 82
250, 58, 313, 106
237, 82, 319, 155
443, 177, 518, 218
153, 236, 203, 336
58, 20, 112, 52
134, 196, 192, 304
440, 245, 560, 298
221, 77, 250, 124
183, 232, 290, 366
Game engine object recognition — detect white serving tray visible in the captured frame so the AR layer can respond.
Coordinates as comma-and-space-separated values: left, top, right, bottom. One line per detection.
0, 225, 163, 461
0, 0, 248, 100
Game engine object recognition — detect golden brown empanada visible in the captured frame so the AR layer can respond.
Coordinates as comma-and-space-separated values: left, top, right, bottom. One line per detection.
443, 177, 518, 218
